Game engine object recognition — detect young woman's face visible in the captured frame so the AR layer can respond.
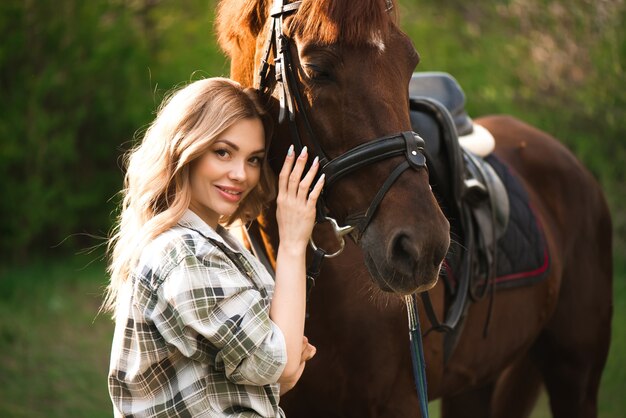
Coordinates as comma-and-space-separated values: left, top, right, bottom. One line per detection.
189, 117, 265, 227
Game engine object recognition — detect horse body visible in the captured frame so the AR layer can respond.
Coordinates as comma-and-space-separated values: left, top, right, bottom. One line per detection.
216, 1, 612, 417
452, 115, 613, 417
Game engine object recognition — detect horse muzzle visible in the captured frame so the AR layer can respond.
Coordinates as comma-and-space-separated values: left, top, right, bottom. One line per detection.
361, 214, 450, 295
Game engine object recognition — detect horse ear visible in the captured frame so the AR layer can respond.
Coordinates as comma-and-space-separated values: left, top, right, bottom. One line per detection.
216, 0, 270, 55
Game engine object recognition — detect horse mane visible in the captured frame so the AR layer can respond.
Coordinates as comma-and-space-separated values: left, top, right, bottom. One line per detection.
216, 0, 397, 56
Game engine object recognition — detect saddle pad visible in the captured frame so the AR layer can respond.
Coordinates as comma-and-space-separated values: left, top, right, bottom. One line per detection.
445, 155, 550, 291
485, 155, 550, 288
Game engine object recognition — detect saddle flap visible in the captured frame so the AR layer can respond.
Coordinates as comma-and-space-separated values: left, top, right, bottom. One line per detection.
464, 151, 510, 244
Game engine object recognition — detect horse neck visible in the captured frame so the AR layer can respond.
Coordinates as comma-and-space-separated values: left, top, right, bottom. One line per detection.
229, 49, 257, 88
249, 95, 291, 266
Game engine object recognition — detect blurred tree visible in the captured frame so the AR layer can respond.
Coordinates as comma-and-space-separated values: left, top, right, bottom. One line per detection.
0, 0, 152, 261
0, 0, 224, 262
400, 0, 626, 252
0, 0, 623, 261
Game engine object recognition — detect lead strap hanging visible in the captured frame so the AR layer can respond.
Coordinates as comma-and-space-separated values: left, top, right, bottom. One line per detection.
405, 293, 430, 418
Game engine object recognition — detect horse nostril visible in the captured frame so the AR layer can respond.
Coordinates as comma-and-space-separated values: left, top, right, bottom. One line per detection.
389, 232, 419, 275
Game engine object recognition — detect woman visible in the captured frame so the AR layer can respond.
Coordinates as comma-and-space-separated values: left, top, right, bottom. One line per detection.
103, 77, 323, 417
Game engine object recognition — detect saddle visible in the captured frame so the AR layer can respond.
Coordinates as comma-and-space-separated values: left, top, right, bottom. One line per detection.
245, 71, 546, 363
409, 72, 512, 361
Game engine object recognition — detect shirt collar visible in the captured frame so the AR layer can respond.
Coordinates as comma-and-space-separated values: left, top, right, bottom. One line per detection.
178, 209, 239, 252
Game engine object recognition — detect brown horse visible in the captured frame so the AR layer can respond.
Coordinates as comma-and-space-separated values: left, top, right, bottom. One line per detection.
216, 1, 613, 417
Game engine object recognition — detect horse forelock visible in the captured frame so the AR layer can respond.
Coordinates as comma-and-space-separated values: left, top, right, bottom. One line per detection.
290, 0, 397, 46
216, 0, 270, 56
216, 0, 397, 55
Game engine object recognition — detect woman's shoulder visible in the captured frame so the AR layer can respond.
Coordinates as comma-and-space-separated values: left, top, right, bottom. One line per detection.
147, 225, 198, 259
134, 226, 204, 284
136, 224, 255, 293
142, 224, 241, 270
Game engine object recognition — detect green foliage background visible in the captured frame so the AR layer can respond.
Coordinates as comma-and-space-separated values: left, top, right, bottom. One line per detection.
0, 0, 227, 261
399, 0, 626, 255
0, 0, 624, 261
0, 0, 624, 416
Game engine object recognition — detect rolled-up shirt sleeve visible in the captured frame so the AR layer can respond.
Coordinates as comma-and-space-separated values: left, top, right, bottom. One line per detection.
151, 252, 287, 386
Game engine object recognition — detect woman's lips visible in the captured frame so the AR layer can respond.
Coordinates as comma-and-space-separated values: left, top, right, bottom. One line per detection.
215, 185, 244, 202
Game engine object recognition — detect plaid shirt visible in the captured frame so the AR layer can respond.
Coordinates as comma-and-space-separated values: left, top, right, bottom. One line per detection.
108, 210, 287, 417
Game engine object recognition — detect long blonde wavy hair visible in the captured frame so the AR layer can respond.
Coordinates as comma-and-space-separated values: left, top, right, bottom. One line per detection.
103, 77, 275, 314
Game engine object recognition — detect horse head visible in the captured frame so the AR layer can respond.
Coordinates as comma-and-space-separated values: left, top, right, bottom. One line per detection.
217, 0, 450, 294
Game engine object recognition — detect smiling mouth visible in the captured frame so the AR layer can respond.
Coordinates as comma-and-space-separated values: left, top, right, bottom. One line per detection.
215, 185, 245, 202
216, 186, 242, 195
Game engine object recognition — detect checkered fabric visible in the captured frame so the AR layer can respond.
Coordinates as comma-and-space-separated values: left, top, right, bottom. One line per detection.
108, 210, 287, 417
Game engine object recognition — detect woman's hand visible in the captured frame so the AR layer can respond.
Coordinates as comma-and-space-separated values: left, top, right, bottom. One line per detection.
271, 145, 323, 394
276, 145, 325, 252
278, 336, 317, 395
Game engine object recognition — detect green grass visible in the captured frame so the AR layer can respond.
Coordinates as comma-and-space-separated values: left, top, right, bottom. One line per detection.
0, 255, 623, 417
0, 253, 113, 418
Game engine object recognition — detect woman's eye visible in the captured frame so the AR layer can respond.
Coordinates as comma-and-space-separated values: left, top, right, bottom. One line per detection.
214, 148, 229, 158
248, 156, 263, 166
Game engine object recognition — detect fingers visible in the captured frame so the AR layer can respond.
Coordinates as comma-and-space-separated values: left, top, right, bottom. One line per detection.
279, 145, 324, 201
307, 173, 325, 207
301, 336, 316, 361
300, 156, 319, 184
278, 145, 295, 193
287, 146, 309, 197
302, 342, 316, 361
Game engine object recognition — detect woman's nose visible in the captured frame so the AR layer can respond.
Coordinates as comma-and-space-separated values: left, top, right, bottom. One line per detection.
228, 160, 247, 181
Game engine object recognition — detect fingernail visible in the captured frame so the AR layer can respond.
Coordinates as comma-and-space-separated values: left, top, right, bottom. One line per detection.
287, 145, 294, 156
299, 146, 308, 157
312, 156, 319, 166
319, 173, 325, 182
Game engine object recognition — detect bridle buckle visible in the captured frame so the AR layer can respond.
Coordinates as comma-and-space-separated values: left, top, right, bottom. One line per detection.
309, 217, 355, 259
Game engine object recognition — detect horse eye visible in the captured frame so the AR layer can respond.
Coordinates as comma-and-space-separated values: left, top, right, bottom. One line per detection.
304, 64, 332, 81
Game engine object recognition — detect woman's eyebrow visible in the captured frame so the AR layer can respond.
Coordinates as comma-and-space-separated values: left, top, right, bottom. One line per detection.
214, 139, 239, 150
214, 139, 265, 155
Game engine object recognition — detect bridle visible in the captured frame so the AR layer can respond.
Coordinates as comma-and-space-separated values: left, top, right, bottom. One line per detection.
257, 4, 433, 414
258, 0, 428, 257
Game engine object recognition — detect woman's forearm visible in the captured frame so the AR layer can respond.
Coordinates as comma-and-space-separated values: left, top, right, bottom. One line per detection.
270, 244, 307, 380
270, 144, 323, 385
